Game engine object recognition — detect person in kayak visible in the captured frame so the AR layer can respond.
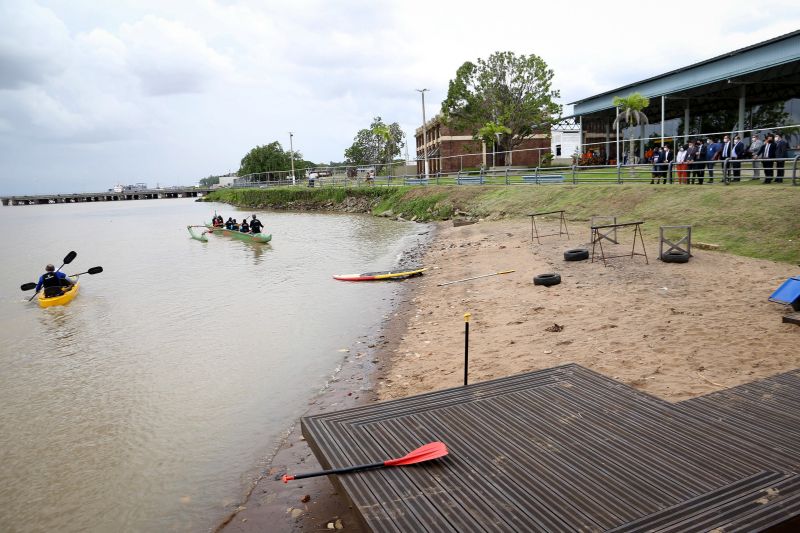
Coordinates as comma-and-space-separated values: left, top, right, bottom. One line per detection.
35, 264, 74, 297
249, 214, 264, 234
240, 218, 249, 233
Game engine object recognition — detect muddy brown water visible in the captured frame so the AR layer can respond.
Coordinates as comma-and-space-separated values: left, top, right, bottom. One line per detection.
0, 199, 427, 532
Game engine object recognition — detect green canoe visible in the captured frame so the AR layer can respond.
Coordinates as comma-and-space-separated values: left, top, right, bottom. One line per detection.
205, 223, 272, 243
187, 226, 208, 242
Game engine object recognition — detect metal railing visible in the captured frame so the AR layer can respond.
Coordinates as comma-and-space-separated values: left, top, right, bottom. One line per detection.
229, 157, 799, 189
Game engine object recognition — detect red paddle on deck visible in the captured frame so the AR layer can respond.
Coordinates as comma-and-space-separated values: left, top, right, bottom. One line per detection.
282, 441, 448, 483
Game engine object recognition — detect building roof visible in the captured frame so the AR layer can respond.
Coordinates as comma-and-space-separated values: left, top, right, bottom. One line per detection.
570, 30, 800, 116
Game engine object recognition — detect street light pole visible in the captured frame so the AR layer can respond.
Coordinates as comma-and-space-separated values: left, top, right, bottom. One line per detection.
289, 132, 296, 186
416, 88, 429, 179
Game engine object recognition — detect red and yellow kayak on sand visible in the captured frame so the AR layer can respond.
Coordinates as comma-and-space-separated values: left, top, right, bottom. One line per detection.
38, 278, 79, 308
333, 268, 427, 282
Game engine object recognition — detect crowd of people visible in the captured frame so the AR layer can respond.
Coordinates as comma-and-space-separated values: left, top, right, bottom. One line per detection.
210, 214, 265, 234
647, 132, 790, 185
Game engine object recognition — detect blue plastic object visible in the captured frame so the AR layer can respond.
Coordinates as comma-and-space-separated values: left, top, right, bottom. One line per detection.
769, 276, 800, 308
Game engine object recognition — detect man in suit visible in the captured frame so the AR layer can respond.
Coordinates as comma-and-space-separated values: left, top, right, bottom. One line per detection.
774, 133, 789, 183
661, 144, 674, 183
749, 134, 764, 179
759, 134, 775, 183
729, 136, 745, 181
720, 135, 734, 181
685, 142, 697, 184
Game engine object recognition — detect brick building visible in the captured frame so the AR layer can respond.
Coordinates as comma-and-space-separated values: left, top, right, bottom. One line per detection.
415, 115, 551, 175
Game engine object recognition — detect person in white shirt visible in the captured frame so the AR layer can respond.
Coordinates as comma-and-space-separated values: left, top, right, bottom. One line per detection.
676, 145, 688, 184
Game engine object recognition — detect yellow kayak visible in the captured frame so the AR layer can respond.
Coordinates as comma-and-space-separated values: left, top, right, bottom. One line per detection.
38, 279, 80, 308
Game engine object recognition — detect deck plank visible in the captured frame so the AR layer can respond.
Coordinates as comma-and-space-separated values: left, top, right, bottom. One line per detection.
300, 364, 800, 531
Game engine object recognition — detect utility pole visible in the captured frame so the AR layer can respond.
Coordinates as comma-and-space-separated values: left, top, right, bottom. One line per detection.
416, 89, 429, 179
289, 132, 296, 186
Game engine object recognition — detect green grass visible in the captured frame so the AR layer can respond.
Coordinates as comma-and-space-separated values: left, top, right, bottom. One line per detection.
204, 184, 800, 263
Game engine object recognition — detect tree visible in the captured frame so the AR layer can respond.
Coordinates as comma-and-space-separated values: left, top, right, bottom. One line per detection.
612, 93, 650, 164
441, 51, 562, 164
344, 117, 404, 173
239, 141, 303, 179
477, 122, 511, 167
199, 175, 220, 187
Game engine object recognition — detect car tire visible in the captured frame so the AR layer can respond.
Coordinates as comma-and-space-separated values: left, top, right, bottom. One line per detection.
661, 250, 690, 263
533, 273, 562, 287
564, 248, 590, 261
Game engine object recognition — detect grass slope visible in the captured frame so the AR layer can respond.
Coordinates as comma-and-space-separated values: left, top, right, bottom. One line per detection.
204, 185, 800, 263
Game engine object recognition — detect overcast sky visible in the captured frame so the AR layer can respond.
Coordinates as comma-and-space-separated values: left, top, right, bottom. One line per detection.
1, 0, 798, 194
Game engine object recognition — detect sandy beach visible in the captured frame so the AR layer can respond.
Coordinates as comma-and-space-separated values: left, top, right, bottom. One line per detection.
223, 215, 799, 531
378, 217, 799, 403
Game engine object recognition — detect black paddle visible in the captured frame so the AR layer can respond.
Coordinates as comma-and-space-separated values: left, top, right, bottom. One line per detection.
21, 266, 102, 292
26, 251, 77, 301
72, 266, 103, 277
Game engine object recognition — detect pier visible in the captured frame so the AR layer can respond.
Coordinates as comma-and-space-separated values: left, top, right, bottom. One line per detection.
1, 187, 212, 206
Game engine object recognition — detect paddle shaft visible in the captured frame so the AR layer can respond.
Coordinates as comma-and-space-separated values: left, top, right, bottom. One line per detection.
286, 460, 385, 481
437, 270, 515, 287
71, 268, 102, 277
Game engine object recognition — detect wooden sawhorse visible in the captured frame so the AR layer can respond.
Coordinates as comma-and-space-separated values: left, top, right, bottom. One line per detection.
528, 210, 570, 245
591, 220, 649, 266
589, 215, 619, 245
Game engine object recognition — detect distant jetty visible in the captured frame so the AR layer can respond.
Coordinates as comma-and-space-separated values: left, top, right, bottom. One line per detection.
1, 187, 212, 206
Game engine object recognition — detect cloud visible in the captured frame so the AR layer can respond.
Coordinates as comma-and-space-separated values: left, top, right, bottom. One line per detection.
0, 1, 72, 88
120, 16, 233, 96
0, 0, 798, 195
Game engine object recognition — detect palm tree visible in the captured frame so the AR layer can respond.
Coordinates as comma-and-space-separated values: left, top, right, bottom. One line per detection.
372, 123, 397, 176
612, 93, 649, 165
477, 121, 511, 167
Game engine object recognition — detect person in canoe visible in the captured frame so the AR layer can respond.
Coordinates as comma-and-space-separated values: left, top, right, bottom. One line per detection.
36, 264, 74, 297
240, 218, 249, 233
213, 215, 224, 227
249, 214, 264, 234
225, 217, 235, 230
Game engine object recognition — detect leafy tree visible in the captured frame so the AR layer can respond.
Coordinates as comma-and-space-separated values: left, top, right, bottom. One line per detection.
612, 93, 650, 164
344, 117, 404, 172
239, 141, 303, 178
442, 51, 562, 164
199, 175, 220, 187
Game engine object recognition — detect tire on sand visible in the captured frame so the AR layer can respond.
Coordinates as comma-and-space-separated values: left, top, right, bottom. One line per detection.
661, 250, 690, 263
533, 273, 562, 287
564, 248, 590, 261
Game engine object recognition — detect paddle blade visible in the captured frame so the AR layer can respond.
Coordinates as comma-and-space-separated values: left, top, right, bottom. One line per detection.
63, 251, 77, 265
384, 442, 448, 466
87, 266, 103, 275
21, 282, 36, 291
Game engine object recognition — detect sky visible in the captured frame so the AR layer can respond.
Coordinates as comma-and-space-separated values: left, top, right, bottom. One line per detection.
1, 0, 798, 195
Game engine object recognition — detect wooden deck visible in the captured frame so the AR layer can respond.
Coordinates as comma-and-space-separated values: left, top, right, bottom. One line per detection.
301, 365, 800, 532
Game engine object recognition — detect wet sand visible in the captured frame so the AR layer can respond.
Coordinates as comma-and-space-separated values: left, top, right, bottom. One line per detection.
220, 216, 799, 531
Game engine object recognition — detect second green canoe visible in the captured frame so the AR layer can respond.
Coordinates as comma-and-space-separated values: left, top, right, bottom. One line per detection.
205, 224, 272, 243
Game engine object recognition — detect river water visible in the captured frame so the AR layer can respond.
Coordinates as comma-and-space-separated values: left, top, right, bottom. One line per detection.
0, 199, 425, 532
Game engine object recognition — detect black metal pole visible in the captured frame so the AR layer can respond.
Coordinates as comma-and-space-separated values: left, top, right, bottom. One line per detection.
464, 312, 471, 386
